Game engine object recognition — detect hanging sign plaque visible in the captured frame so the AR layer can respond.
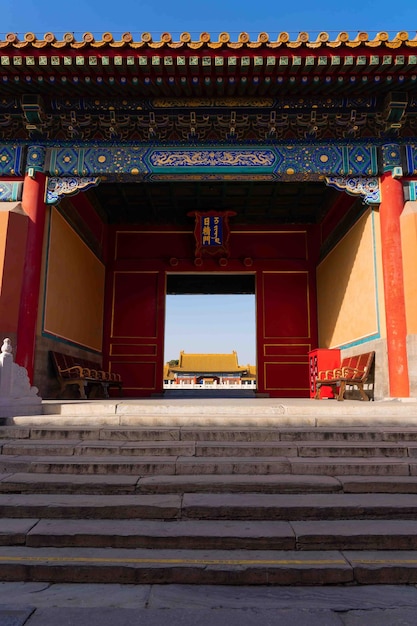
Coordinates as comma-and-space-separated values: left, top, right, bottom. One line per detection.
188, 210, 236, 258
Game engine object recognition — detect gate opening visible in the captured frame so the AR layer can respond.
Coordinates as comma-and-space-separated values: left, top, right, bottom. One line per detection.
164, 274, 256, 392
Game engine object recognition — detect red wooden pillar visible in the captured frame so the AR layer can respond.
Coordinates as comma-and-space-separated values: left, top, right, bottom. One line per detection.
379, 172, 410, 397
15, 172, 47, 382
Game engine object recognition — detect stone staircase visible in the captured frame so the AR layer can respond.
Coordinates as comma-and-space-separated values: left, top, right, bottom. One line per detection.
1, 400, 417, 585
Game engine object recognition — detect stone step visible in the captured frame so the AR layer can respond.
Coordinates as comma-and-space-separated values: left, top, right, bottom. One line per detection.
0, 472, 142, 494
3, 471, 417, 495
0, 545, 416, 585
0, 472, 342, 494
190, 442, 414, 458
1, 440, 197, 457
4, 425, 417, 443
180, 493, 417, 521
4, 439, 417, 458
137, 474, 417, 495
2, 518, 417, 551
1, 454, 416, 476
4, 472, 417, 495
0, 493, 181, 519
1, 492, 417, 521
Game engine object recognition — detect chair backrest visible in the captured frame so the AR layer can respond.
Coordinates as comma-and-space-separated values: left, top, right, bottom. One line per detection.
341, 352, 375, 381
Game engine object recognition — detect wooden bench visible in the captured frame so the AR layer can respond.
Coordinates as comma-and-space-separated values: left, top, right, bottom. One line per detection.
314, 351, 375, 401
50, 351, 122, 399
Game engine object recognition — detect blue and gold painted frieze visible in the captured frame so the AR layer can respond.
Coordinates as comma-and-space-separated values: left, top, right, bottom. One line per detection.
26, 146, 47, 173
44, 143, 380, 178
405, 145, 417, 176
0, 145, 24, 177
1, 141, 417, 180
47, 146, 150, 176
147, 148, 278, 174
47, 145, 187, 176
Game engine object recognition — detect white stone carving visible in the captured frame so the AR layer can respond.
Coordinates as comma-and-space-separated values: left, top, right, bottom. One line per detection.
0, 338, 42, 417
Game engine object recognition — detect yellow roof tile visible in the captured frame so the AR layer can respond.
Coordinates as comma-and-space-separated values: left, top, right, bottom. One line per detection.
1, 31, 415, 50
171, 351, 247, 373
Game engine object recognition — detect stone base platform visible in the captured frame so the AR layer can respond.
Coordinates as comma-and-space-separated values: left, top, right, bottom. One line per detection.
2, 397, 416, 428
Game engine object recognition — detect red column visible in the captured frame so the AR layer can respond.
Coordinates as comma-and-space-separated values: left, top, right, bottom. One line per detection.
15, 172, 47, 382
379, 172, 410, 397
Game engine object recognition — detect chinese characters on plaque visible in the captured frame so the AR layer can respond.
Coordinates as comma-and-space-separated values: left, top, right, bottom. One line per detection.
188, 210, 236, 259
202, 215, 222, 247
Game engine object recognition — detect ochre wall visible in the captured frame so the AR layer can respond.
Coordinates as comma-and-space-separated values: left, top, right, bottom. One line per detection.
105, 225, 318, 397
0, 210, 28, 334
44, 207, 105, 351
401, 201, 417, 334
317, 210, 385, 349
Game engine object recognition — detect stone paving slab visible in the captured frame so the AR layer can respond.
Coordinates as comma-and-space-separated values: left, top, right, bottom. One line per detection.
0, 493, 181, 519
2, 583, 417, 610
146, 583, 417, 610
0, 608, 34, 625
342, 608, 417, 625
11, 409, 417, 428
25, 518, 295, 550
20, 607, 345, 626
0, 582, 151, 607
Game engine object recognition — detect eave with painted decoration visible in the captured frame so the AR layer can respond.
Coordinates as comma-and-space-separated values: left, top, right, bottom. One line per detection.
0, 31, 416, 142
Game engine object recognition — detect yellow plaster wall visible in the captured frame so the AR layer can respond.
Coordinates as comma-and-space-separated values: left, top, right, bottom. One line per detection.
401, 201, 417, 334
317, 210, 384, 348
44, 208, 105, 351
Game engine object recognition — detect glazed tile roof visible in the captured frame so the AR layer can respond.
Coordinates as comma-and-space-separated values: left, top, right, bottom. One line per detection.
171, 351, 247, 373
1, 30, 416, 50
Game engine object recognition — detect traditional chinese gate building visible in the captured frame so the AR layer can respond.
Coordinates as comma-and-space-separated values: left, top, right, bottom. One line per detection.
0, 29, 416, 398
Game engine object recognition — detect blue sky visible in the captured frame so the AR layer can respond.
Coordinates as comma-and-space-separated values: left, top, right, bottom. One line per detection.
3, 1, 415, 365
165, 295, 256, 365
1, 0, 415, 38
